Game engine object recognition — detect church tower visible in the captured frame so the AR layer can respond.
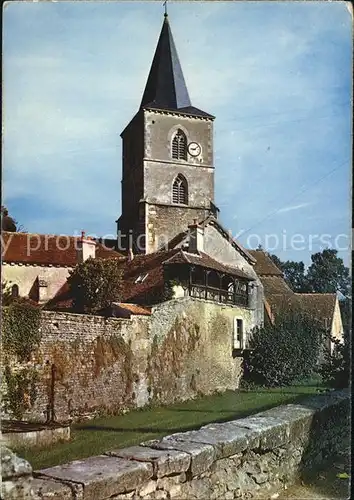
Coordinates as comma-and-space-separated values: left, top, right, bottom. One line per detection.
117, 13, 217, 254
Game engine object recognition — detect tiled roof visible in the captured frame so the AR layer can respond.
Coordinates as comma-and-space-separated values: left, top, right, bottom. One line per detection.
120, 249, 180, 303
114, 303, 151, 316
163, 250, 254, 280
295, 293, 336, 326
1, 232, 123, 266
260, 275, 293, 296
247, 250, 283, 276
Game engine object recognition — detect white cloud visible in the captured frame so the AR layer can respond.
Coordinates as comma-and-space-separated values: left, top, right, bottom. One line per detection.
277, 202, 313, 214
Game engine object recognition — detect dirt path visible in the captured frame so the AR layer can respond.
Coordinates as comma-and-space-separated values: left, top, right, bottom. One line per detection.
280, 449, 350, 499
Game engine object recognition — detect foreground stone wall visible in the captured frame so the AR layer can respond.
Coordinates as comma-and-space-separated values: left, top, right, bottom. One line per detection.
0, 445, 34, 500
26, 389, 349, 500
3, 298, 246, 422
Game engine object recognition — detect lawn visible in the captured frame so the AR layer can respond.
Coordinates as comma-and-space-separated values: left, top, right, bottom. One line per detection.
15, 383, 324, 471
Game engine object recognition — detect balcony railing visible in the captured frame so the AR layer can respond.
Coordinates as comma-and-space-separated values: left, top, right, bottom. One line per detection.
188, 284, 248, 307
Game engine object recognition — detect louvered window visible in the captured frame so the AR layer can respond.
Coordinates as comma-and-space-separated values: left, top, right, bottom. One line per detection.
172, 174, 188, 205
171, 130, 187, 160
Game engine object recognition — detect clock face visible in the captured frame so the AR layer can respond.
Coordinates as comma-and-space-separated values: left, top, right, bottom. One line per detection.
188, 142, 201, 157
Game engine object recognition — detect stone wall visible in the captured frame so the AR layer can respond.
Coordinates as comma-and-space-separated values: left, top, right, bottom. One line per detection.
0, 445, 34, 500
27, 389, 349, 500
3, 298, 247, 422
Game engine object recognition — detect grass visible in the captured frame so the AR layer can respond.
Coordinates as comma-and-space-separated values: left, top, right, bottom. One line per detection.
15, 382, 324, 471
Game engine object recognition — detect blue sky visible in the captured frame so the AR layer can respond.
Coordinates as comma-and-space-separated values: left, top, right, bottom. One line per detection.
3, 1, 352, 266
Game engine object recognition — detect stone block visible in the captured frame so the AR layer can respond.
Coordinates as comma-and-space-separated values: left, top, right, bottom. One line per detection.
146, 437, 215, 476
1, 446, 32, 480
139, 480, 156, 497
37, 455, 152, 500
166, 421, 252, 459
107, 445, 190, 478
31, 477, 73, 499
231, 415, 290, 450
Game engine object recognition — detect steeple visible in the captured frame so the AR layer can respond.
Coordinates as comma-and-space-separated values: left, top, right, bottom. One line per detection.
140, 15, 213, 118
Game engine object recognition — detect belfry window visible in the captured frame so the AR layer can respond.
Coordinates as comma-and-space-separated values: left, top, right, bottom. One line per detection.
171, 129, 187, 160
172, 174, 188, 205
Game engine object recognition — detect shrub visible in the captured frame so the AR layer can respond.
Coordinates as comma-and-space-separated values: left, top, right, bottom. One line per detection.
68, 257, 123, 313
2, 298, 42, 419
317, 331, 350, 388
244, 310, 324, 387
2, 297, 42, 362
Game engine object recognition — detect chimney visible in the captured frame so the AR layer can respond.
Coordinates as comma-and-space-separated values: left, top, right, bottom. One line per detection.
188, 219, 204, 253
128, 248, 134, 262
77, 231, 96, 263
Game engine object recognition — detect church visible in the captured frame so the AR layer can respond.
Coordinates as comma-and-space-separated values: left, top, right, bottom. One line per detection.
1, 13, 343, 347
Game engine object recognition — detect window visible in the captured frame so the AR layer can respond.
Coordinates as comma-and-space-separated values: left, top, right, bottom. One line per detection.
172, 174, 188, 205
171, 129, 187, 160
135, 273, 149, 284
233, 318, 244, 349
11, 284, 19, 298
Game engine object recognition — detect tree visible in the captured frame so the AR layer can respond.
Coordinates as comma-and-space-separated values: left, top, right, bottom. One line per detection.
306, 249, 350, 297
269, 255, 309, 292
67, 257, 123, 314
1, 206, 16, 232
244, 309, 324, 387
318, 329, 350, 389
269, 249, 350, 296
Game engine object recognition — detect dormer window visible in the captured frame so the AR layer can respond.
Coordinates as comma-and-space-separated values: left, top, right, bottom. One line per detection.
172, 174, 188, 205
135, 273, 149, 284
171, 129, 187, 160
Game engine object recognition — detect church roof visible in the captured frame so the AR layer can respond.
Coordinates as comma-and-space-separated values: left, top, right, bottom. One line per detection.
140, 15, 213, 119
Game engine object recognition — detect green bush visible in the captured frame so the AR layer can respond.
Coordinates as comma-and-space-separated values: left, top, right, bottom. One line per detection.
244, 310, 324, 387
317, 331, 350, 388
68, 257, 123, 314
2, 298, 41, 362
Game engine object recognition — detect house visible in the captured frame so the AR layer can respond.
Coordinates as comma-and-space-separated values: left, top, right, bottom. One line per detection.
248, 249, 344, 351
1, 231, 123, 304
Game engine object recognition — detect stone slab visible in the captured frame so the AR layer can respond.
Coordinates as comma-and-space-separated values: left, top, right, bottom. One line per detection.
0, 446, 32, 480
231, 415, 291, 450
37, 455, 152, 500
165, 422, 252, 460
145, 437, 216, 476
107, 445, 190, 478
32, 477, 73, 499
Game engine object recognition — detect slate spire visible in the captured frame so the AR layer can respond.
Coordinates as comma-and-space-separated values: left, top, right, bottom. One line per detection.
140, 14, 192, 111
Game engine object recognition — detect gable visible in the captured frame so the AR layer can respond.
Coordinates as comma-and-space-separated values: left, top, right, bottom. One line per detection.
202, 224, 257, 279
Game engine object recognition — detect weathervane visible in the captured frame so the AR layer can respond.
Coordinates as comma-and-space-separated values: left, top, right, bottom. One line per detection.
163, 0, 168, 17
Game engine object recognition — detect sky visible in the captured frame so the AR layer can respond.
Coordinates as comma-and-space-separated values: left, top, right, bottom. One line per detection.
2, 1, 352, 266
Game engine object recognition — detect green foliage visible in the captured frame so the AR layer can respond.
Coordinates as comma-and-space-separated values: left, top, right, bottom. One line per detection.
2, 298, 41, 362
68, 257, 123, 313
161, 279, 182, 302
306, 249, 350, 296
269, 249, 350, 296
244, 310, 324, 387
3, 365, 38, 420
2, 281, 13, 306
317, 331, 350, 389
2, 298, 41, 419
269, 255, 309, 292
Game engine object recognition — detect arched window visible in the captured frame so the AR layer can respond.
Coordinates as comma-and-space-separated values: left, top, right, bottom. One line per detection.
11, 284, 19, 298
171, 129, 187, 160
172, 174, 188, 205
